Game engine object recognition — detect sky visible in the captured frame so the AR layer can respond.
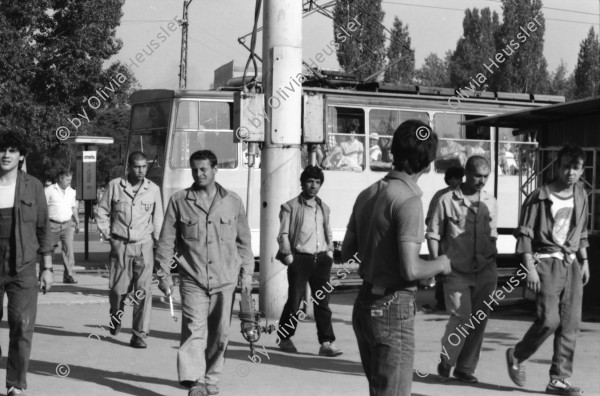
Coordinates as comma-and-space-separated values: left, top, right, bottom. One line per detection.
109, 0, 600, 91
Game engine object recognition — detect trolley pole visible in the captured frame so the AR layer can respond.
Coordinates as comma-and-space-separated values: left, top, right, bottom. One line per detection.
259, 0, 303, 318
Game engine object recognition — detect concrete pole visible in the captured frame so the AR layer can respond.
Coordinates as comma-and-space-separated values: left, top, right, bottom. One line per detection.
259, 0, 303, 319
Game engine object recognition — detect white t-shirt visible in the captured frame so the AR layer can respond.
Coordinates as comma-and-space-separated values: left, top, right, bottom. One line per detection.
549, 193, 574, 246
45, 183, 77, 222
0, 182, 16, 209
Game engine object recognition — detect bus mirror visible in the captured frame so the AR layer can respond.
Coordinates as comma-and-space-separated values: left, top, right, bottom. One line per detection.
302, 94, 325, 143
234, 92, 265, 143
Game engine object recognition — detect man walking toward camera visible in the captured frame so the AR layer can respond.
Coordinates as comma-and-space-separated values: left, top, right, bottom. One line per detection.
154, 150, 254, 396
96, 151, 163, 349
0, 131, 54, 396
343, 120, 452, 396
507, 144, 590, 396
45, 169, 79, 284
276, 165, 341, 357
426, 156, 498, 384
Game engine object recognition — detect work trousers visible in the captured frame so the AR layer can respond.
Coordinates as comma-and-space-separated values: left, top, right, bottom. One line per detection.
108, 239, 154, 337
49, 220, 75, 278
0, 239, 38, 390
353, 283, 416, 396
278, 252, 335, 344
514, 257, 582, 380
178, 275, 234, 387
440, 264, 497, 374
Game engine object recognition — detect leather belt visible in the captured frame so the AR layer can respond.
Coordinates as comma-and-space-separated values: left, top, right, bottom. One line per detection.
50, 219, 71, 225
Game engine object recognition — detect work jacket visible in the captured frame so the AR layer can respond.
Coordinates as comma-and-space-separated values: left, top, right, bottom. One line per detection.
13, 171, 53, 270
155, 183, 254, 293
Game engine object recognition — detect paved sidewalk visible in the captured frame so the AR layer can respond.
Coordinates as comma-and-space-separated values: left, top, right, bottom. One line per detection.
0, 230, 597, 395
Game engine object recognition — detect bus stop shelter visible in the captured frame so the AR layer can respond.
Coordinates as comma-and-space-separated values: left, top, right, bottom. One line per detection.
462, 96, 600, 307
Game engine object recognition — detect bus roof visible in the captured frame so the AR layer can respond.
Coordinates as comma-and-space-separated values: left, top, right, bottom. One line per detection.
129, 89, 232, 103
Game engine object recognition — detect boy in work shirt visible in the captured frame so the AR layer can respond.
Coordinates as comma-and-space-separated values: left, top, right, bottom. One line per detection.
507, 143, 590, 396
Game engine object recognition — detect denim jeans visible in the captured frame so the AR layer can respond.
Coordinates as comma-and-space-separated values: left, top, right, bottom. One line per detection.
353, 283, 416, 396
0, 239, 38, 390
278, 252, 336, 344
108, 239, 154, 337
514, 258, 583, 380
49, 220, 75, 278
178, 275, 235, 387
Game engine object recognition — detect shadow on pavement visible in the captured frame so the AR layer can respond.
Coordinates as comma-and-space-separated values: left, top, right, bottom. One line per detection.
412, 371, 547, 394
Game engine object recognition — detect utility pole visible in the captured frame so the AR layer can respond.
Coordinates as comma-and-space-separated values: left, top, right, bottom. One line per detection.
259, 0, 303, 318
178, 0, 193, 89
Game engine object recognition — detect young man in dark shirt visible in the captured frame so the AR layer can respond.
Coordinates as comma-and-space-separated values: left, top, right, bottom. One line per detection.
507, 144, 590, 396
342, 120, 451, 396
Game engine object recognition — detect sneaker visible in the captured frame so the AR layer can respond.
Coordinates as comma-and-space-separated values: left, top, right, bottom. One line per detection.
109, 314, 121, 336
437, 360, 451, 382
130, 334, 147, 349
319, 341, 343, 357
206, 384, 219, 395
7, 387, 26, 396
63, 275, 78, 284
454, 369, 478, 383
279, 338, 298, 353
188, 383, 207, 396
506, 348, 526, 387
546, 379, 582, 396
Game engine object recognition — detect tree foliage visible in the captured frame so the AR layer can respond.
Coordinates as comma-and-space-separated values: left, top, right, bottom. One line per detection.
0, 0, 134, 183
384, 17, 415, 84
333, 0, 386, 80
415, 51, 452, 87
547, 59, 575, 100
448, 8, 500, 89
494, 0, 548, 93
573, 27, 600, 99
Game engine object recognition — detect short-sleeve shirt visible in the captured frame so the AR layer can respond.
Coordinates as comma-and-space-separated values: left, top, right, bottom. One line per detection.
45, 184, 77, 222
345, 170, 424, 291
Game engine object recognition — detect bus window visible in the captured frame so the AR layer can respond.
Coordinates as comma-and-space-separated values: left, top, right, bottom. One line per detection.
129, 131, 166, 185
433, 113, 464, 139
323, 106, 365, 171
170, 100, 237, 169
131, 101, 170, 130
369, 109, 429, 171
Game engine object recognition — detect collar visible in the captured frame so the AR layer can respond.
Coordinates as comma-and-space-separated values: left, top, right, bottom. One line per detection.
298, 194, 321, 208
384, 170, 423, 197
186, 182, 229, 212
119, 176, 149, 198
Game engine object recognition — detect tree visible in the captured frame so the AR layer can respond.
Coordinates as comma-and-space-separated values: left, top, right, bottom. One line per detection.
415, 52, 452, 87
573, 27, 600, 99
0, 0, 129, 182
547, 59, 575, 99
333, 0, 386, 80
384, 17, 414, 84
494, 0, 549, 93
448, 8, 500, 89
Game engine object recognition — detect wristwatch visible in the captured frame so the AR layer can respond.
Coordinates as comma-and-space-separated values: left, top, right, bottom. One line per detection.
42, 267, 54, 273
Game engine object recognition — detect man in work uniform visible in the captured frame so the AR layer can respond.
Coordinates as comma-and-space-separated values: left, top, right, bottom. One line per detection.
97, 151, 163, 348
154, 150, 254, 396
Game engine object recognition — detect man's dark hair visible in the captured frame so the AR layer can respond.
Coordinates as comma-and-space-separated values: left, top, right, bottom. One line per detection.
300, 165, 324, 184
557, 143, 586, 165
391, 120, 438, 174
0, 131, 27, 156
444, 166, 464, 183
189, 150, 218, 168
58, 169, 73, 179
128, 151, 148, 166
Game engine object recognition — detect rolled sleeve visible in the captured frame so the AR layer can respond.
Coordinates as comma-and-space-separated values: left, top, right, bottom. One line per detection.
425, 198, 443, 241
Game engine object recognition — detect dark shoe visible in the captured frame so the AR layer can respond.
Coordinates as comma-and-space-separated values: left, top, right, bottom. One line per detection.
506, 348, 526, 387
319, 342, 343, 357
188, 383, 207, 396
130, 334, 147, 349
206, 384, 219, 395
546, 379, 582, 396
454, 370, 478, 383
7, 387, 26, 396
109, 314, 121, 336
279, 338, 297, 353
437, 360, 451, 381
63, 275, 78, 284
